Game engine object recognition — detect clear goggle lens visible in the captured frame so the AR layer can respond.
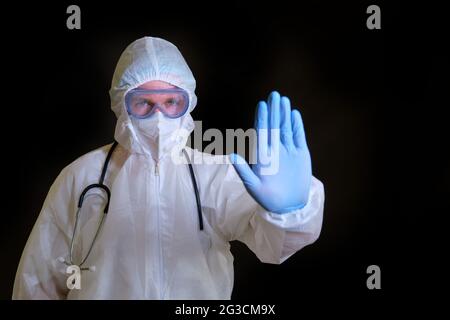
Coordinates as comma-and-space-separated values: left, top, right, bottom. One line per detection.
125, 88, 189, 119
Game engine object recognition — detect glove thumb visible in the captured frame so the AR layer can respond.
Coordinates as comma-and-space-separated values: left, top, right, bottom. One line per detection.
229, 153, 260, 191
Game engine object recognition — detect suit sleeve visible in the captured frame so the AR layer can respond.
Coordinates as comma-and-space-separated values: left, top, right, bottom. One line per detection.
12, 167, 75, 299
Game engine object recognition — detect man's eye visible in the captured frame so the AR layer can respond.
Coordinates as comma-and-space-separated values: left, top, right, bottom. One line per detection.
166, 98, 178, 105
136, 100, 150, 107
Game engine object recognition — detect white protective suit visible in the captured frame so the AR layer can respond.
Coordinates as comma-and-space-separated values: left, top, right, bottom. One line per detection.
13, 37, 325, 299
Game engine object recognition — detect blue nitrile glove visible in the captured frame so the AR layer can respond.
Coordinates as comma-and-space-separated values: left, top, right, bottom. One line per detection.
230, 91, 312, 214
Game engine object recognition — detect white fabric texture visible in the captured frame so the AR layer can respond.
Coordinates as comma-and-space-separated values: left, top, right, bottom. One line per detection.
13, 37, 325, 300
131, 111, 187, 161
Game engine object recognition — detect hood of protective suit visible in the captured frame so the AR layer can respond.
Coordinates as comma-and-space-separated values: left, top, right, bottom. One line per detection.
109, 37, 197, 159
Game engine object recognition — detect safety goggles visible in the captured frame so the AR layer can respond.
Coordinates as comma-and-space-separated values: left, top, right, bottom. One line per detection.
125, 88, 189, 119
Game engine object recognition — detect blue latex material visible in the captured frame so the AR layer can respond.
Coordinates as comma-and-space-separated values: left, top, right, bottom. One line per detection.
230, 91, 312, 214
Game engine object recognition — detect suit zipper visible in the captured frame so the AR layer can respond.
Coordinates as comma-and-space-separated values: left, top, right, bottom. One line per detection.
154, 161, 164, 299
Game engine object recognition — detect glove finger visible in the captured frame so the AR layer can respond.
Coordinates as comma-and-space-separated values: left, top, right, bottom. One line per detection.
267, 91, 281, 149
255, 101, 269, 163
292, 109, 307, 149
280, 96, 294, 148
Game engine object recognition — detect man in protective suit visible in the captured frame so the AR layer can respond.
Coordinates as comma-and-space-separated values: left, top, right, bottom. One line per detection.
13, 37, 324, 299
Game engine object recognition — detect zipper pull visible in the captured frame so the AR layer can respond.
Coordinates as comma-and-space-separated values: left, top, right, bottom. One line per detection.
155, 161, 159, 176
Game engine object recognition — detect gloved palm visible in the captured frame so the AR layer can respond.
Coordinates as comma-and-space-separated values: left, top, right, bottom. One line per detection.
230, 91, 312, 214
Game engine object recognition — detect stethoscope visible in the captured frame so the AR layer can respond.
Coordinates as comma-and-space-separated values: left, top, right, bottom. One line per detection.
59, 141, 203, 271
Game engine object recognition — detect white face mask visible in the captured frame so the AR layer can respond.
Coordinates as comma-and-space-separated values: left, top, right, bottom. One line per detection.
131, 112, 185, 161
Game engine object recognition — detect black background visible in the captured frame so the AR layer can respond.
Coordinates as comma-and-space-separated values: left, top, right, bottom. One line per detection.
2, 0, 449, 310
